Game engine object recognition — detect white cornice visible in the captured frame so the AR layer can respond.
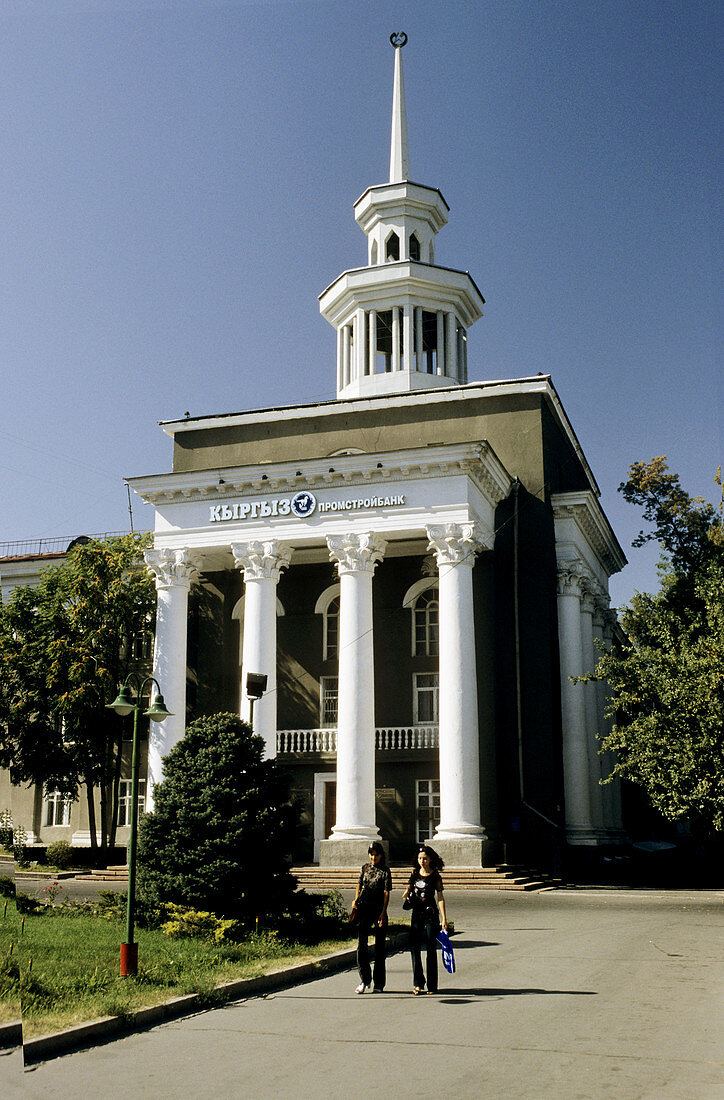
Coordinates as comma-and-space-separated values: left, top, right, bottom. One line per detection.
552, 490, 627, 577
318, 261, 485, 326
128, 441, 512, 511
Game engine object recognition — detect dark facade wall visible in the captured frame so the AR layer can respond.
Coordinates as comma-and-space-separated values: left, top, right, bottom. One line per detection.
277, 562, 333, 729
473, 551, 499, 842
540, 398, 591, 495
493, 486, 565, 870
171, 392, 550, 496
188, 572, 242, 720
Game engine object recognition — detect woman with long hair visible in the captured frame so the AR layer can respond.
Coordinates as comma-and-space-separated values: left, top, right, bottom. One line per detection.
402, 844, 448, 995
350, 840, 391, 993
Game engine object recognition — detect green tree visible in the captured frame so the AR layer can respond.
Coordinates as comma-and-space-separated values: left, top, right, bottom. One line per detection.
137, 713, 301, 921
0, 533, 155, 853
597, 460, 724, 833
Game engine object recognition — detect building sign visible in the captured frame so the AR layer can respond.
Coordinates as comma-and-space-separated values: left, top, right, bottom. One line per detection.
209, 491, 405, 524
375, 788, 397, 803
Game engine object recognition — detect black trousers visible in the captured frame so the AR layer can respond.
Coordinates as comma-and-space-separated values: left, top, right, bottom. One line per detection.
356, 909, 387, 989
410, 909, 439, 992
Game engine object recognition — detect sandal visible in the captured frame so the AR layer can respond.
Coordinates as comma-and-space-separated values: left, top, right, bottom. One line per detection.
413, 986, 423, 995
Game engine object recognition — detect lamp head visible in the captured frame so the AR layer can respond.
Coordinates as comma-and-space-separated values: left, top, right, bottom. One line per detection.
144, 693, 173, 723
246, 672, 267, 700
107, 684, 136, 717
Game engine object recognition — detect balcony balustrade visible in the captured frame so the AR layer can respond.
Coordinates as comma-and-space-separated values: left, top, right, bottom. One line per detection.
276, 725, 439, 754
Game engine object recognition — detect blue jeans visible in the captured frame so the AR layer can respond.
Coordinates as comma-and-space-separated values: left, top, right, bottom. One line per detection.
410, 909, 439, 992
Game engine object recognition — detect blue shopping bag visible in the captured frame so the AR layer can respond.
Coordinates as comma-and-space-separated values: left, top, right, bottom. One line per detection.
436, 929, 455, 974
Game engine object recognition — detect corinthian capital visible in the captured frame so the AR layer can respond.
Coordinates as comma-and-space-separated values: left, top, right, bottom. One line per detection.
144, 547, 200, 590
231, 540, 292, 581
327, 532, 386, 575
556, 560, 584, 597
426, 523, 486, 567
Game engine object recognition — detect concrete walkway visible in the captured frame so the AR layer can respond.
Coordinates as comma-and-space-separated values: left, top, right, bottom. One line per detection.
9, 888, 724, 1100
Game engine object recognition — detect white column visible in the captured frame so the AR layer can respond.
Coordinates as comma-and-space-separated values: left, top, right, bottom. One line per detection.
557, 562, 597, 844
392, 307, 401, 371
427, 523, 487, 864
593, 598, 616, 837
336, 326, 344, 392
144, 548, 199, 810
368, 309, 377, 375
415, 306, 423, 372
342, 325, 351, 388
354, 308, 366, 381
231, 540, 292, 759
402, 304, 413, 372
436, 310, 445, 375
320, 533, 386, 864
446, 311, 457, 380
580, 577, 605, 837
602, 608, 625, 836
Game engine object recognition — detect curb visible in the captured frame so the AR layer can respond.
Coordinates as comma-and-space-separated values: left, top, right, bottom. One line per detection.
0, 1020, 22, 1051
22, 931, 409, 1066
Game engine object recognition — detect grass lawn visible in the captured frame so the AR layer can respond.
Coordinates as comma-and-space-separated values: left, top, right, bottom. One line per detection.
0, 897, 22, 1024
8, 902, 368, 1038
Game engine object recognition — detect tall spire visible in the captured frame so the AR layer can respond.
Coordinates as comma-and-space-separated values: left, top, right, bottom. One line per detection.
389, 32, 410, 183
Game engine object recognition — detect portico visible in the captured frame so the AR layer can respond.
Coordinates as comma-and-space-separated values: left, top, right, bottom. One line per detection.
129, 440, 511, 865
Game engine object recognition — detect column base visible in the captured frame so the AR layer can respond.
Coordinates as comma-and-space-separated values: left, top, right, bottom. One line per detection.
565, 827, 605, 847
319, 837, 387, 868
428, 835, 487, 868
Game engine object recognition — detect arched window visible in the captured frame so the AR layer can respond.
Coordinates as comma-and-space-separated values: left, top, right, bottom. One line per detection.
409, 232, 421, 261
403, 579, 439, 657
315, 584, 341, 661
385, 231, 400, 262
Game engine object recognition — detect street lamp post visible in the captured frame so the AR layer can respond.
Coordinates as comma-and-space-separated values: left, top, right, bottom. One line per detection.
107, 674, 172, 977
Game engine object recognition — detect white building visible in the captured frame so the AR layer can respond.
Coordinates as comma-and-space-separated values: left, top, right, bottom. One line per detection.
127, 37, 627, 870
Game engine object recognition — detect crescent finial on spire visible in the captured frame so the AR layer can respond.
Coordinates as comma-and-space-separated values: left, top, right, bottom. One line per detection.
390, 31, 408, 48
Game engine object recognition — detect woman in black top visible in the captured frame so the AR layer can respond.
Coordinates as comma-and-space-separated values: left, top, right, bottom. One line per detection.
350, 841, 392, 993
402, 844, 448, 995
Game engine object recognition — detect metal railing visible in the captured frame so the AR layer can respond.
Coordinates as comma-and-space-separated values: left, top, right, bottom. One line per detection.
0, 532, 127, 559
276, 725, 439, 754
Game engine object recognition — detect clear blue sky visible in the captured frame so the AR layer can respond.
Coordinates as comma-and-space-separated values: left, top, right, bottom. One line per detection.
2, 0, 720, 608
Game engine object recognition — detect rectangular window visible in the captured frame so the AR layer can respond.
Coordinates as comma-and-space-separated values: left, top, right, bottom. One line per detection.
130, 632, 153, 661
118, 780, 147, 828
413, 672, 439, 724
43, 789, 72, 828
416, 779, 440, 844
320, 677, 339, 727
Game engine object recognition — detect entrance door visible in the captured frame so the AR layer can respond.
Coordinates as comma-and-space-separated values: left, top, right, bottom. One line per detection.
324, 782, 337, 840
313, 773, 337, 862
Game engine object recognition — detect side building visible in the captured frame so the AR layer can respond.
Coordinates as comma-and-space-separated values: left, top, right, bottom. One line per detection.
0, 534, 151, 851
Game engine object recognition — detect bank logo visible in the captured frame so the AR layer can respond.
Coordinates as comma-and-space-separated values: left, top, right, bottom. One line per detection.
291, 490, 317, 518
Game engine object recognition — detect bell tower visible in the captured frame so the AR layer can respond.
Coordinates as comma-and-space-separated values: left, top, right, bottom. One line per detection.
319, 33, 485, 399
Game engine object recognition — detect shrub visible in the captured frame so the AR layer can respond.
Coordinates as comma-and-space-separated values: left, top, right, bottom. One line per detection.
0, 809, 12, 851
12, 825, 28, 868
137, 713, 302, 922
0, 876, 15, 898
160, 903, 241, 943
46, 841, 73, 870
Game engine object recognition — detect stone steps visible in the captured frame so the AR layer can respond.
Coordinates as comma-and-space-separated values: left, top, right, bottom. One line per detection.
291, 865, 558, 892
74, 866, 130, 882
73, 864, 560, 892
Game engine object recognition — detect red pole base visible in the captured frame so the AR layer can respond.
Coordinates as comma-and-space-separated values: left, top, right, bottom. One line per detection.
120, 942, 138, 976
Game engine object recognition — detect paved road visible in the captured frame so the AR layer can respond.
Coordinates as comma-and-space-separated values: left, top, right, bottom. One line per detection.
7, 887, 724, 1099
